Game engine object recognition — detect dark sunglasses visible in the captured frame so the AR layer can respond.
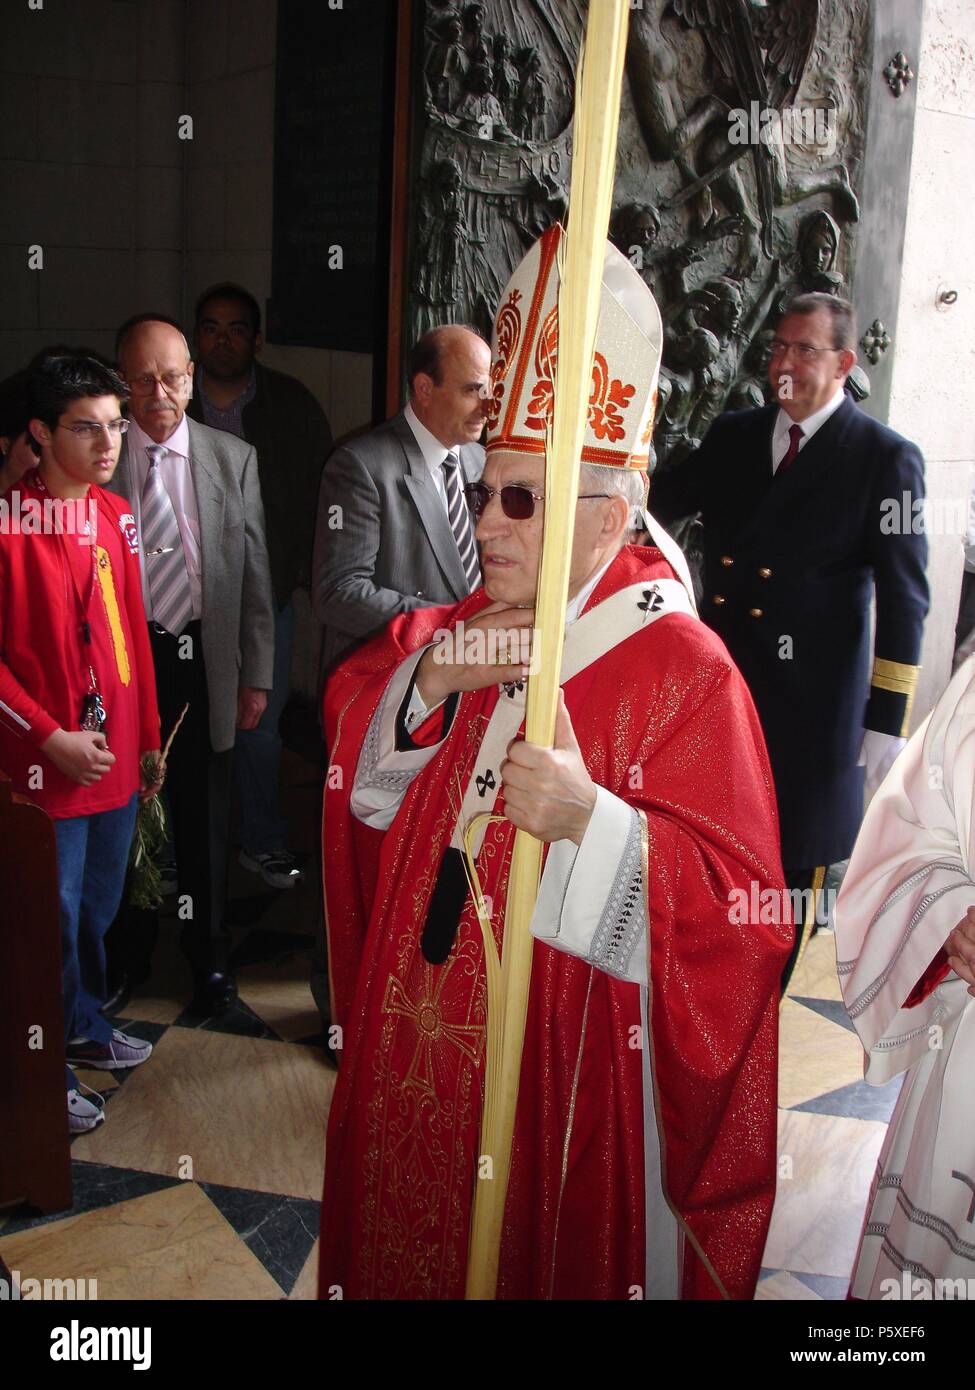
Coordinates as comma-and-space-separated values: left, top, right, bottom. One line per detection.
465, 481, 611, 521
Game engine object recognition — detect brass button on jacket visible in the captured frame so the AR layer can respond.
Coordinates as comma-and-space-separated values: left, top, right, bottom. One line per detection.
758, 567, 772, 579
713, 594, 726, 606
721, 555, 734, 567
749, 607, 763, 618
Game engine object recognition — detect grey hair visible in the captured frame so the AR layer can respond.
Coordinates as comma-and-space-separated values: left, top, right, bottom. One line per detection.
579, 462, 648, 534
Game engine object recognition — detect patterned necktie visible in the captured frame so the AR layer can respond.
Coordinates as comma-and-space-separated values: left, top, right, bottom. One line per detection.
442, 452, 480, 591
777, 422, 804, 475
141, 444, 193, 636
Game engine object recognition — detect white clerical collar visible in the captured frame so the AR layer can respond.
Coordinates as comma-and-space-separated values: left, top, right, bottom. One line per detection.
404, 401, 457, 476
566, 555, 615, 625
773, 385, 846, 455
128, 412, 190, 463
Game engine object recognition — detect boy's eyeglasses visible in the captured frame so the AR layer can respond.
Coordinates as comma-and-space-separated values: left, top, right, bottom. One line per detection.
56, 420, 130, 439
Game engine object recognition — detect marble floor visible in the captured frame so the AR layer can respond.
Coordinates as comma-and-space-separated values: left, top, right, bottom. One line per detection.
0, 738, 334, 1300
0, 744, 893, 1299
757, 928, 902, 1301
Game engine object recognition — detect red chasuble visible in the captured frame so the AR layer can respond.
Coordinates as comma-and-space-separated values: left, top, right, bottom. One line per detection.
319, 546, 790, 1300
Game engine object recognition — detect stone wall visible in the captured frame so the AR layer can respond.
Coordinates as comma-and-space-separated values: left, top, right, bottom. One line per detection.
0, 0, 373, 442
890, 0, 975, 725
181, 0, 373, 442
0, 0, 185, 373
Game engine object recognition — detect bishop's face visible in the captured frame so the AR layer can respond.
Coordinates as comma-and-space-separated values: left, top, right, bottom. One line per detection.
473, 454, 619, 607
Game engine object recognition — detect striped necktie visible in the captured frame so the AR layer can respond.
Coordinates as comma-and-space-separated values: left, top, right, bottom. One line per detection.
442, 452, 480, 591
141, 444, 193, 636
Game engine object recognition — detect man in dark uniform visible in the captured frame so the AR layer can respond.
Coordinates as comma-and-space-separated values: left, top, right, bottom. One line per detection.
651, 293, 929, 985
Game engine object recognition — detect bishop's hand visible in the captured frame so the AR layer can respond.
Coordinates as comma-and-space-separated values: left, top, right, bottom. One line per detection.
415, 602, 533, 706
501, 690, 597, 847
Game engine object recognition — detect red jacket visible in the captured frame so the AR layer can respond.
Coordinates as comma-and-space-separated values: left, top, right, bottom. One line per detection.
0, 470, 160, 819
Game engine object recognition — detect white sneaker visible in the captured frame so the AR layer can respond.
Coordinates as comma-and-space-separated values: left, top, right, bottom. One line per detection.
66, 1029, 153, 1070
68, 1084, 105, 1134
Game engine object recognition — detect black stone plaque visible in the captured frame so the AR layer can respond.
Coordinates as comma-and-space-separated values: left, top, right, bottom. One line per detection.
269, 0, 398, 352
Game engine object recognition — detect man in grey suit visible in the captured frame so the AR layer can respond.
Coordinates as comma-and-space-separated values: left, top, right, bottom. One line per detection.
313, 325, 490, 672
108, 315, 275, 1016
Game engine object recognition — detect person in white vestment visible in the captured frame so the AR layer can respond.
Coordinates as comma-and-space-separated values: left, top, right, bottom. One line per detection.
836, 658, 975, 1299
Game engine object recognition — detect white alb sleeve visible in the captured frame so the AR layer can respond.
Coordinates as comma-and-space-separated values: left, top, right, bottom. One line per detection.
529, 785, 648, 985
349, 646, 451, 829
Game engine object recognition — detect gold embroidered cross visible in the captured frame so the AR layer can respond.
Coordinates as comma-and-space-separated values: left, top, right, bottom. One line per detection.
383, 958, 484, 1095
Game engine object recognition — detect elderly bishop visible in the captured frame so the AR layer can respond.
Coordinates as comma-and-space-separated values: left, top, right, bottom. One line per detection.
319, 226, 791, 1300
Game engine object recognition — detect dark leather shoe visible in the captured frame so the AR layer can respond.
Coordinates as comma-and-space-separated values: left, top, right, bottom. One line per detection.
187, 971, 238, 1018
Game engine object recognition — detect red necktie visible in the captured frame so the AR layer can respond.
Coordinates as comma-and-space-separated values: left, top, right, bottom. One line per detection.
777, 423, 804, 475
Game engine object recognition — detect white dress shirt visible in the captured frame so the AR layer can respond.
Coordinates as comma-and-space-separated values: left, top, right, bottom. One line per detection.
126, 414, 203, 622
403, 401, 454, 512
770, 385, 845, 473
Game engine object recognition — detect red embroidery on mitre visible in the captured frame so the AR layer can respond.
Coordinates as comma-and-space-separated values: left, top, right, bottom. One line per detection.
500, 225, 561, 442
525, 324, 635, 447
525, 304, 559, 431
486, 289, 522, 431
589, 354, 635, 443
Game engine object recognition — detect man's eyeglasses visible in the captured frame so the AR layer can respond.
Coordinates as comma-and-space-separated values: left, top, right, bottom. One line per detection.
125, 371, 189, 396
769, 338, 841, 361
465, 481, 611, 521
56, 419, 130, 439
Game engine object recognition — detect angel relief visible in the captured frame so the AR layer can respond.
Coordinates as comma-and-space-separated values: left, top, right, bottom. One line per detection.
411, 0, 869, 471
627, 0, 859, 277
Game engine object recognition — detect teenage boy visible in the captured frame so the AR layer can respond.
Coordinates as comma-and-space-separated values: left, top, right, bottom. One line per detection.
0, 353, 162, 1132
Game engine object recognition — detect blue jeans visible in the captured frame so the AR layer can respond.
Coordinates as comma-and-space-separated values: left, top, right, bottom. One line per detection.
235, 598, 294, 853
55, 794, 138, 1090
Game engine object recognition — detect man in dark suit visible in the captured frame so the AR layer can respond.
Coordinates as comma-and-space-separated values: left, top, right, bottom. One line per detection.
312, 324, 489, 672
108, 314, 275, 1016
188, 282, 333, 891
651, 293, 929, 983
